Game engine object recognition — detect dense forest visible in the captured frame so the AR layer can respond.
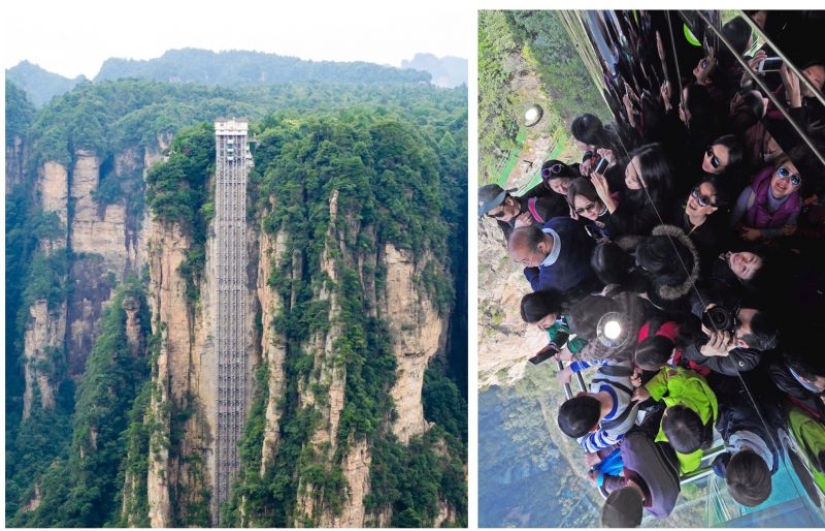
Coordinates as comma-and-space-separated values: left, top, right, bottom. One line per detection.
6, 63, 467, 527
478, 11, 608, 182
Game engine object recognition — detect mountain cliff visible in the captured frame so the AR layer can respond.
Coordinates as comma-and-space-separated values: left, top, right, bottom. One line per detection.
5, 75, 467, 527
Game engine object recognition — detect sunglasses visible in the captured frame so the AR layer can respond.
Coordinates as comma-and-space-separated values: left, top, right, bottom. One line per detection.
541, 163, 564, 180
700, 57, 712, 70
691, 186, 715, 208
777, 166, 801, 187
574, 201, 598, 215
488, 210, 507, 219
705, 147, 721, 169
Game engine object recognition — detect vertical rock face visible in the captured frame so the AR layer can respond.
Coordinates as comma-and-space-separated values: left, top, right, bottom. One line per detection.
290, 191, 451, 527
146, 223, 190, 528
381, 244, 445, 443
257, 229, 288, 473
70, 150, 130, 273
22, 162, 70, 418
22, 301, 66, 418
145, 216, 258, 526
6, 135, 27, 193
477, 216, 542, 387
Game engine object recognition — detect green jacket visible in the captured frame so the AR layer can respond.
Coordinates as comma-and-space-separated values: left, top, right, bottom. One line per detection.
546, 316, 586, 353
645, 366, 719, 473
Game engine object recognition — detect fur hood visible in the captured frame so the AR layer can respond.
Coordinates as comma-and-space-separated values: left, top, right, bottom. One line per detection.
648, 224, 700, 301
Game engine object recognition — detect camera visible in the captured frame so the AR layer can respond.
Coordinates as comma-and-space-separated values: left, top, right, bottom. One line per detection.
594, 156, 610, 174
702, 306, 737, 334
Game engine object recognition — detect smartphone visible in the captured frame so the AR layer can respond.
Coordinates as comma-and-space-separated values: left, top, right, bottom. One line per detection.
528, 349, 557, 365
594, 157, 609, 174
758, 57, 783, 73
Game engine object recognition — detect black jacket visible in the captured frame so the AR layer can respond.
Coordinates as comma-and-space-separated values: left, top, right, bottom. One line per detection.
769, 359, 825, 422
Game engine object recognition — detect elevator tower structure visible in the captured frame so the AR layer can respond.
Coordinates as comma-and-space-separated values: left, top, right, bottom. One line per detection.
213, 118, 252, 518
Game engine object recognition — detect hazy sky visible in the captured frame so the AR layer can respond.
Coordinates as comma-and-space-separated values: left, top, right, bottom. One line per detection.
4, 1, 469, 79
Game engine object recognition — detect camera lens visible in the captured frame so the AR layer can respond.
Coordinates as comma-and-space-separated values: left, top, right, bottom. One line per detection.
702, 306, 734, 333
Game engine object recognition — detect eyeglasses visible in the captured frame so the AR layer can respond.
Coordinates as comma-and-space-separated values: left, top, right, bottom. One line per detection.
541, 163, 563, 180
705, 147, 721, 169
700, 57, 713, 70
690, 186, 715, 208
777, 166, 802, 187
574, 201, 598, 215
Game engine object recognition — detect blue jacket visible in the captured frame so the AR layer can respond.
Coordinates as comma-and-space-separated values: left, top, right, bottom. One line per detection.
524, 216, 597, 294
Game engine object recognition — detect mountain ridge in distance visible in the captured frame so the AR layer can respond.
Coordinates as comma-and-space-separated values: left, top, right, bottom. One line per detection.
7, 48, 467, 108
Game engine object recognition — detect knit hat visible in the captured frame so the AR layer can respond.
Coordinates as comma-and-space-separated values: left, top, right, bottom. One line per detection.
478, 184, 515, 216
601, 486, 644, 527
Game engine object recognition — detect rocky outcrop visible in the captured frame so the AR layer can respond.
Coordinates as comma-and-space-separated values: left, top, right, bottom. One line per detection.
329, 439, 371, 528
22, 301, 66, 418
123, 295, 143, 358
477, 215, 544, 387
6, 135, 27, 193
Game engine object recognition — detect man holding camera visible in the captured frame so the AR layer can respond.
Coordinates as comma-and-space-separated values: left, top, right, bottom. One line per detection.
680, 302, 779, 376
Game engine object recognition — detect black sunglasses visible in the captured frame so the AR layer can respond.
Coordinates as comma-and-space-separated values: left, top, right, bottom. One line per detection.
691, 186, 715, 208
705, 147, 721, 169
574, 201, 598, 215
777, 166, 802, 187
541, 163, 564, 180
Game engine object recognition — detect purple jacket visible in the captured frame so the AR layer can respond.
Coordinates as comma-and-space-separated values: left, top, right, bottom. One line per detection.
744, 167, 801, 229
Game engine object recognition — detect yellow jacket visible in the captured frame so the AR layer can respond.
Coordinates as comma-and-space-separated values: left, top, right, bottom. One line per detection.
645, 366, 719, 473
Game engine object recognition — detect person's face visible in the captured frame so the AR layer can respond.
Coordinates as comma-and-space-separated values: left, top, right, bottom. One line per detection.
510, 240, 548, 268
486, 195, 520, 222
734, 308, 759, 347
727, 251, 763, 281
625, 155, 644, 190
702, 143, 731, 174
678, 88, 690, 124
693, 56, 715, 83
750, 11, 767, 29
574, 138, 592, 152
572, 194, 603, 221
548, 177, 573, 196
770, 160, 802, 199
802, 65, 825, 98
686, 182, 718, 218
534, 313, 558, 330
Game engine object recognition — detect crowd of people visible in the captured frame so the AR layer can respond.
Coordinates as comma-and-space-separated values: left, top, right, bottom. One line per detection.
479, 11, 825, 527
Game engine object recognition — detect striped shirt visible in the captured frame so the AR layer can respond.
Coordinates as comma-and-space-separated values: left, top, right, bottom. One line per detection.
578, 363, 640, 453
